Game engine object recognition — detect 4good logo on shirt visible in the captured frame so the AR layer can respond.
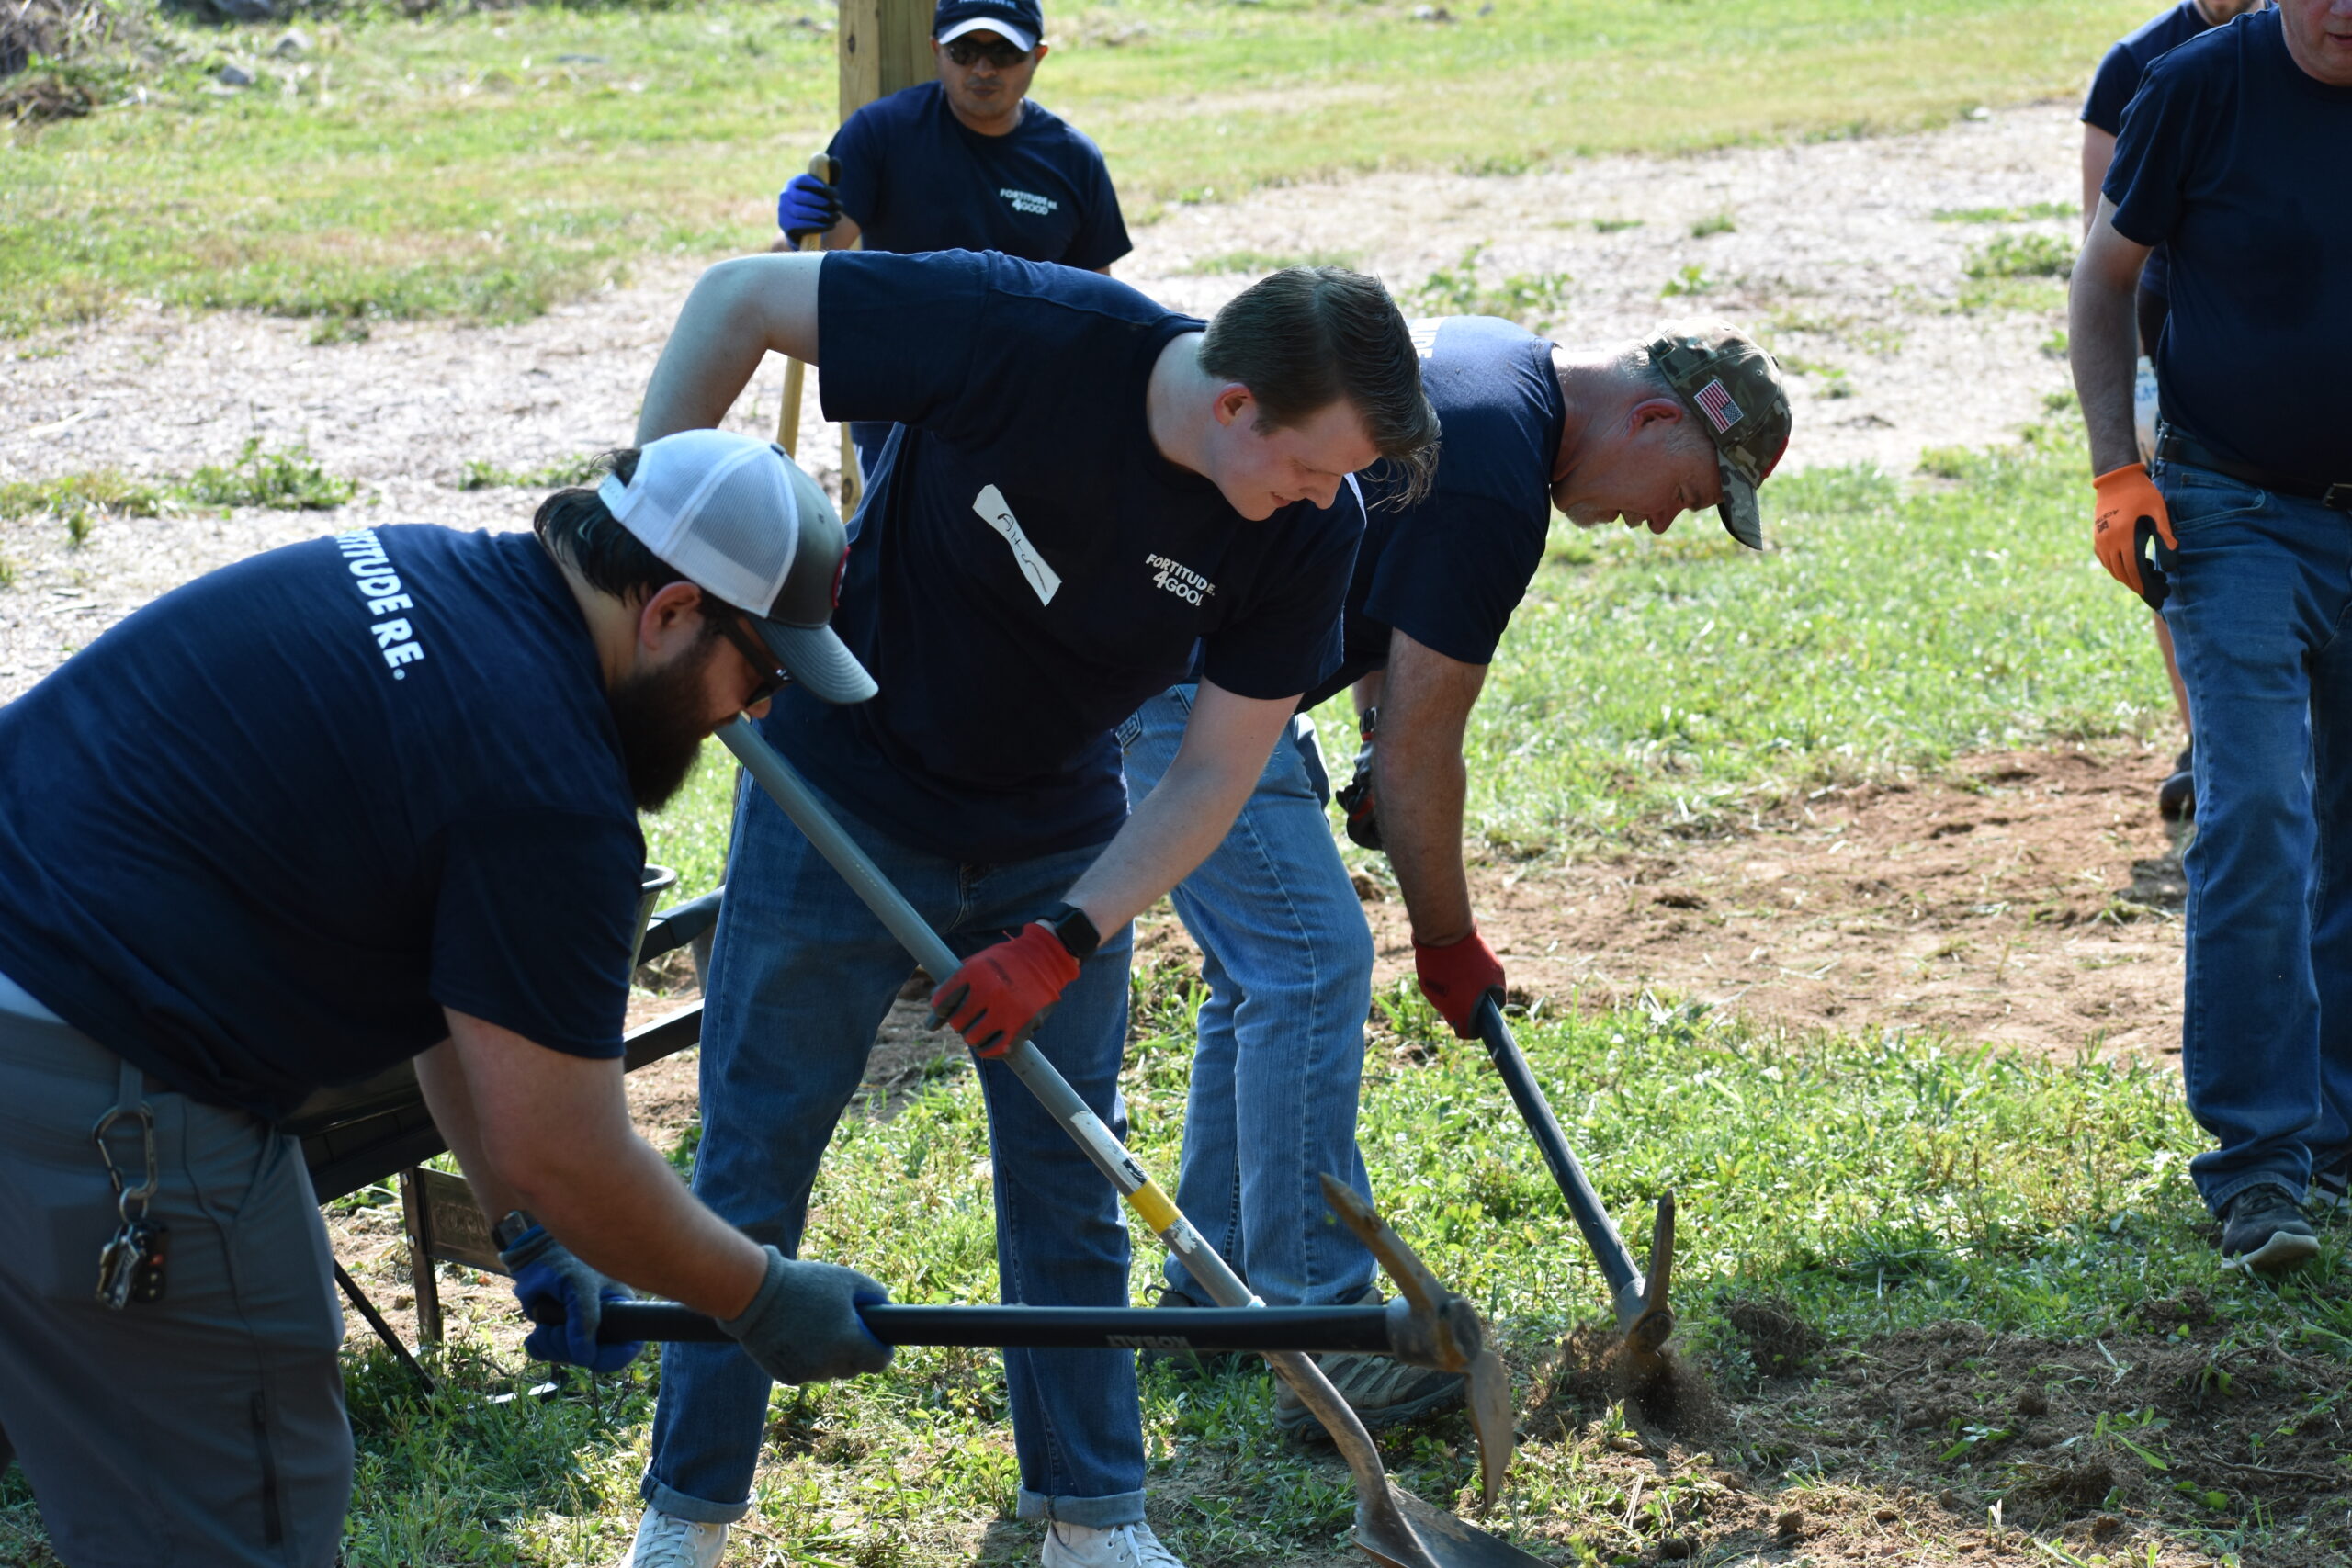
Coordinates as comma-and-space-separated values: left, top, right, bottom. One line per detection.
1146, 553, 1216, 606
335, 528, 428, 681
1000, 188, 1058, 217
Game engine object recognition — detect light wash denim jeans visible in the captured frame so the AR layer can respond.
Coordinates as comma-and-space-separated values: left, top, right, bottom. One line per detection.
1117, 684, 1378, 1308
2154, 457, 2352, 1213
642, 769, 1145, 1527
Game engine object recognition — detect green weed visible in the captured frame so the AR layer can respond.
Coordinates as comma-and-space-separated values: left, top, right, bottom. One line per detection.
1409, 243, 1571, 329
1182, 246, 1363, 276
456, 454, 606, 491
1590, 216, 1645, 233
1965, 231, 2075, 281
180, 439, 358, 510
1659, 262, 1717, 298
0, 469, 168, 543
1933, 201, 2077, 224
1690, 210, 1736, 238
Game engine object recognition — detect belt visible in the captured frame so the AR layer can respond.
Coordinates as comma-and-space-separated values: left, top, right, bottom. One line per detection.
2157, 430, 2352, 513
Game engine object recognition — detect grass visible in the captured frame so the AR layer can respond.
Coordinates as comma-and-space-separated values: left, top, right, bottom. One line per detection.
0, 0, 2158, 334
0, 440, 356, 544
9, 970, 2329, 1564
457, 453, 607, 491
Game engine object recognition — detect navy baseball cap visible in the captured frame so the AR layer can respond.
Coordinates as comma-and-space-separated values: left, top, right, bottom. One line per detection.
935, 0, 1043, 51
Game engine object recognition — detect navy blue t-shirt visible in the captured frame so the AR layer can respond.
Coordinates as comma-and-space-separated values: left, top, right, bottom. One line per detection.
1302, 316, 1565, 710
793, 250, 1363, 861
831, 83, 1131, 269
0, 527, 644, 1121
2104, 8, 2352, 478
2083, 1, 2216, 301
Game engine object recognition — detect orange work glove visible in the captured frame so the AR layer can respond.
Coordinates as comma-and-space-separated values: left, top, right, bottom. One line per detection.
927, 923, 1081, 1057
2092, 464, 2177, 611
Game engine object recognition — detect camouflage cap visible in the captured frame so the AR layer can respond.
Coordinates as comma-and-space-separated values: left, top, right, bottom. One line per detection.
1645, 321, 1792, 550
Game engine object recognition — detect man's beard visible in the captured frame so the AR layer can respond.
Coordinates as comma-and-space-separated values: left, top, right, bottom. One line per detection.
606, 627, 726, 811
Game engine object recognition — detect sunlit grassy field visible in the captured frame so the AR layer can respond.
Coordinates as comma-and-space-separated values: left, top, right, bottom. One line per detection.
0, 0, 2154, 333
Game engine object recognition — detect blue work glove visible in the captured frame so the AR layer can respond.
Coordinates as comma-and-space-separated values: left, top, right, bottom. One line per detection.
721, 1245, 895, 1385
777, 173, 842, 240
501, 1224, 644, 1374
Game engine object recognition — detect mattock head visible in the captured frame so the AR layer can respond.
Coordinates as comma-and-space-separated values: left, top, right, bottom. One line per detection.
1320, 1175, 1515, 1514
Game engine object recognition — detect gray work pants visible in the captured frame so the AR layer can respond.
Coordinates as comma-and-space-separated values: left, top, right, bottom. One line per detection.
0, 1010, 351, 1567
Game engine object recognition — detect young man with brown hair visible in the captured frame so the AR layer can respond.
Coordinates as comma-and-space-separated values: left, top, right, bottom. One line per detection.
1122, 316, 1790, 1437
622, 249, 1436, 1568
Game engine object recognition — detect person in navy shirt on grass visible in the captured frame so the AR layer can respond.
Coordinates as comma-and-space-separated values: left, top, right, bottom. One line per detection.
2070, 0, 2352, 1276
1118, 315, 1790, 1438
616, 248, 1435, 1568
0, 434, 894, 1568
2079, 0, 2270, 829
776, 0, 1132, 479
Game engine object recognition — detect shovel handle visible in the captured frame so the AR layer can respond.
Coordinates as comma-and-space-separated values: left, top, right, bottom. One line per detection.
567, 1300, 1403, 1352
1472, 993, 1643, 1301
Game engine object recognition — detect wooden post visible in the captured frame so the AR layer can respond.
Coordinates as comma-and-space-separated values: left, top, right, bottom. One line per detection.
839, 0, 934, 120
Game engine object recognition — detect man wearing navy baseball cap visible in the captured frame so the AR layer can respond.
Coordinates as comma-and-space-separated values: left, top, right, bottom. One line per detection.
0, 434, 894, 1566
775, 0, 1131, 479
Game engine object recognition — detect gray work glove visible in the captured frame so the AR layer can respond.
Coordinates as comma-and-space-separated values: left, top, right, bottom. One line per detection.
720, 1245, 895, 1385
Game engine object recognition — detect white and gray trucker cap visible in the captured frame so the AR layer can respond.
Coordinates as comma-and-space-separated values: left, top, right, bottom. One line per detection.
598, 429, 876, 705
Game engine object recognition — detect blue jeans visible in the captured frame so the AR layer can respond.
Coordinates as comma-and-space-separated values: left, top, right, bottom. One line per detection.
642, 773, 1145, 1527
1117, 685, 1377, 1308
2155, 458, 2352, 1213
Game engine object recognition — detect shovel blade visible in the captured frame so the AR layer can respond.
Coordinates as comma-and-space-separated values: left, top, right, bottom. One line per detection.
1354, 1483, 1550, 1568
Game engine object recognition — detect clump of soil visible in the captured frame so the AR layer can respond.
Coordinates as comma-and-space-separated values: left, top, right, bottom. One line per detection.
1535, 1320, 1725, 1441
1720, 1294, 1826, 1382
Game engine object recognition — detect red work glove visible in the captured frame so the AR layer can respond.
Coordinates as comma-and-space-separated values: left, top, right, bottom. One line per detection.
927, 923, 1080, 1057
1414, 925, 1504, 1040
2092, 464, 2177, 611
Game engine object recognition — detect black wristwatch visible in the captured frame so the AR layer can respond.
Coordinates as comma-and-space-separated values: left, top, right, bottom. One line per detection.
492, 1209, 539, 1252
1043, 902, 1102, 962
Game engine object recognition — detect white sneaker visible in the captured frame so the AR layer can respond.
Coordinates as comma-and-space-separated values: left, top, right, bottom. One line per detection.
1041, 1520, 1185, 1568
619, 1507, 728, 1568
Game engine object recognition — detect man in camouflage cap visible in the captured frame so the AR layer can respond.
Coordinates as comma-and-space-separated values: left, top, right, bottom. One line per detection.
1118, 315, 1788, 1436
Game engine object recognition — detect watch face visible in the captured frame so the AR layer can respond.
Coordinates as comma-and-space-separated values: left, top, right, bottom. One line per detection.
493, 1211, 535, 1250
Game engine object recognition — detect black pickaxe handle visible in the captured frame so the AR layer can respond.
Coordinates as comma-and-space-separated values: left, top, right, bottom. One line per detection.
549, 1300, 1408, 1356
1473, 993, 1674, 1354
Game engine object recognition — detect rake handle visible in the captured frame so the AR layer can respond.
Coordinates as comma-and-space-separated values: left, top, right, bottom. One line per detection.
1473, 993, 1644, 1304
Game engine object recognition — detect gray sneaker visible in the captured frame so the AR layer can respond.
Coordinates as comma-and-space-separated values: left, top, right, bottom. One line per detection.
1273, 1290, 1465, 1439
2220, 1185, 2320, 1275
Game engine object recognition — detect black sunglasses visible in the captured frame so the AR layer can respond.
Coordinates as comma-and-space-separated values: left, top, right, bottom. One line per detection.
944, 35, 1032, 69
714, 612, 789, 708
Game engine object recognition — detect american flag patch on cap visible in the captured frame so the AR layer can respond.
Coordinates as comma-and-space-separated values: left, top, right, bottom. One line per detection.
1694, 378, 1742, 434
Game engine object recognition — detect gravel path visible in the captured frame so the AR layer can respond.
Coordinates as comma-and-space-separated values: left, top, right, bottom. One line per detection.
0, 101, 2085, 699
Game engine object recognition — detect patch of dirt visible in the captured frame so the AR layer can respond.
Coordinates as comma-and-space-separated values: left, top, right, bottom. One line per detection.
1512, 1299, 2352, 1567
1393, 742, 2187, 1061
1, 102, 2086, 699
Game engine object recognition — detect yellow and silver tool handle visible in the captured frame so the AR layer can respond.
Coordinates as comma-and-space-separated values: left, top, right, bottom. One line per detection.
776, 151, 839, 455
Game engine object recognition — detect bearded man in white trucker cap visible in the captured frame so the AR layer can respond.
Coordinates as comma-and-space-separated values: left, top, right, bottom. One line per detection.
0, 432, 893, 1567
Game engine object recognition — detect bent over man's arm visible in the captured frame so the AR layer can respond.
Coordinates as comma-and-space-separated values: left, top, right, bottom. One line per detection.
637, 252, 826, 442
417, 1013, 769, 1320
1373, 628, 1488, 949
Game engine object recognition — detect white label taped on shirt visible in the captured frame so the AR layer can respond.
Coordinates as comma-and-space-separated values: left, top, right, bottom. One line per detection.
973, 484, 1062, 605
